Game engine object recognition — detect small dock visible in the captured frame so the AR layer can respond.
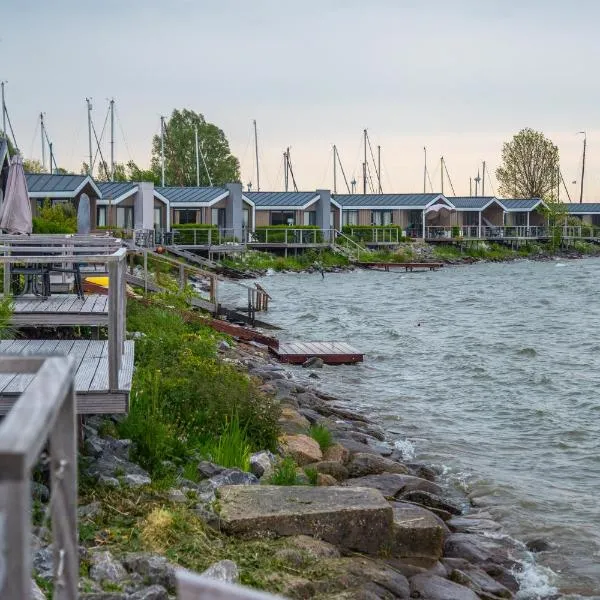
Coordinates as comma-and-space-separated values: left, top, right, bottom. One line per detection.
11, 294, 109, 326
270, 341, 363, 365
359, 262, 443, 272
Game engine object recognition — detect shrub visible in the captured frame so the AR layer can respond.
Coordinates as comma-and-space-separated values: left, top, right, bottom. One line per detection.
200, 416, 251, 471
304, 466, 318, 485
254, 226, 323, 243
451, 226, 461, 238
341, 225, 405, 243
309, 424, 333, 451
269, 458, 298, 485
32, 200, 77, 233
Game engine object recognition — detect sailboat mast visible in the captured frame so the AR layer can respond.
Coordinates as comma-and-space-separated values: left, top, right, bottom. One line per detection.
377, 145, 382, 193
579, 132, 586, 203
363, 129, 367, 194
40, 113, 46, 172
1, 82, 5, 137
86, 98, 93, 176
110, 98, 115, 181
423, 147, 427, 193
440, 157, 444, 194
482, 161, 486, 196
253, 119, 260, 192
333, 145, 337, 194
195, 126, 200, 186
284, 149, 289, 192
160, 116, 165, 186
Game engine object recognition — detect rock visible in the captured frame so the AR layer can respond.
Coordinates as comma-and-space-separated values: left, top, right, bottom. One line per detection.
323, 443, 350, 464
302, 356, 324, 369
295, 469, 311, 485
122, 553, 176, 590
128, 586, 169, 600
198, 461, 225, 479
337, 438, 377, 457
31, 481, 50, 502
308, 372, 320, 379
278, 406, 311, 435
250, 450, 276, 479
317, 473, 338, 486
31, 578, 46, 600
167, 488, 188, 503
346, 453, 408, 478
32, 547, 54, 580
274, 547, 306, 567
343, 473, 441, 498
399, 490, 461, 515
449, 566, 514, 599
123, 473, 151, 488
200, 560, 240, 583
218, 484, 392, 555
98, 475, 120, 488
311, 460, 349, 481
89, 551, 127, 584
481, 564, 520, 593
218, 340, 231, 351
280, 434, 323, 466
286, 534, 341, 558
392, 503, 447, 565
409, 573, 480, 600
78, 501, 102, 519
406, 463, 438, 482
79, 594, 127, 600
525, 537, 552, 552
298, 408, 323, 424
447, 516, 502, 534
209, 468, 259, 488
443, 533, 522, 569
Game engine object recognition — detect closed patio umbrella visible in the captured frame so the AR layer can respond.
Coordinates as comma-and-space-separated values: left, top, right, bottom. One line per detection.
0, 155, 32, 234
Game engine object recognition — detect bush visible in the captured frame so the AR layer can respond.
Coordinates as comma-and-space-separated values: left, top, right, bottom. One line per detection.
32, 200, 77, 233
451, 226, 461, 238
341, 225, 405, 243
269, 458, 298, 485
304, 467, 318, 485
254, 226, 323, 243
309, 424, 333, 451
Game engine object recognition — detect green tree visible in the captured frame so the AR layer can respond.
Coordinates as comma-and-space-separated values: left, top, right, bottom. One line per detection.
496, 128, 560, 199
150, 109, 240, 187
23, 158, 44, 173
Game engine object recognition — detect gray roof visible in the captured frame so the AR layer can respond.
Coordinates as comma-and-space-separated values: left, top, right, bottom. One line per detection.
565, 203, 600, 214
449, 197, 497, 209
26, 173, 89, 194
334, 193, 442, 208
97, 181, 137, 201
497, 198, 543, 210
245, 191, 318, 207
156, 186, 228, 204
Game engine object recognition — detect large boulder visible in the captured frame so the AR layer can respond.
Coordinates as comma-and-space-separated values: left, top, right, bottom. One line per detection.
323, 443, 350, 464
208, 468, 259, 488
200, 560, 239, 583
218, 485, 392, 555
278, 407, 311, 434
311, 461, 349, 481
391, 503, 447, 565
286, 535, 341, 559
347, 453, 408, 478
249, 450, 277, 479
343, 473, 441, 498
409, 573, 480, 600
128, 586, 169, 600
89, 551, 127, 584
399, 490, 461, 515
444, 533, 523, 569
280, 434, 323, 466
122, 553, 176, 590
449, 565, 514, 599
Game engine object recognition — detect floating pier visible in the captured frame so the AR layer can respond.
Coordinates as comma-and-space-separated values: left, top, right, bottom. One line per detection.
270, 341, 363, 365
359, 262, 443, 272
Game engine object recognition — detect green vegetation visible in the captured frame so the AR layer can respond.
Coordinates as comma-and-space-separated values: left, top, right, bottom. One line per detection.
120, 298, 280, 479
254, 225, 323, 243
0, 296, 13, 338
309, 424, 333, 451
222, 249, 350, 272
341, 225, 407, 243
304, 466, 319, 485
360, 247, 415, 263
269, 457, 299, 485
32, 200, 77, 233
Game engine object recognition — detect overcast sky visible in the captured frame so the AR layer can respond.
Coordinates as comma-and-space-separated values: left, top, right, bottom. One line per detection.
3, 0, 599, 199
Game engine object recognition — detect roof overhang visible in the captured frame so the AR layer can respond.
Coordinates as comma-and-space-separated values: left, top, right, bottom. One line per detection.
242, 194, 255, 207
254, 195, 320, 211
454, 198, 503, 212
29, 175, 102, 199
167, 190, 229, 208
330, 198, 342, 210
153, 190, 170, 205
498, 199, 545, 212
97, 186, 138, 205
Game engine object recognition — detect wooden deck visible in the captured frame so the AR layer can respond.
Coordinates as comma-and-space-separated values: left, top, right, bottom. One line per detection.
11, 294, 109, 326
0, 339, 134, 415
270, 341, 363, 365
359, 262, 443, 272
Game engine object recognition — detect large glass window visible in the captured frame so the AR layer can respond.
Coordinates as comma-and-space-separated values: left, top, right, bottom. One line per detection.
154, 207, 163, 228
343, 210, 358, 226
371, 210, 393, 226
592, 215, 600, 226
303, 211, 316, 226
513, 212, 527, 226
176, 209, 198, 224
97, 206, 107, 227
270, 211, 295, 226
116, 206, 134, 229
212, 207, 227, 229
463, 211, 479, 226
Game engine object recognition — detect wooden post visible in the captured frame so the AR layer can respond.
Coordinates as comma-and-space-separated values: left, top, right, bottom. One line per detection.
3, 246, 10, 296
179, 263, 185, 291
120, 258, 127, 354
49, 382, 78, 600
108, 260, 119, 391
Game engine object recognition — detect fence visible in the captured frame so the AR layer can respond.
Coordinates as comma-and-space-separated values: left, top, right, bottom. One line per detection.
0, 355, 77, 600
342, 227, 402, 244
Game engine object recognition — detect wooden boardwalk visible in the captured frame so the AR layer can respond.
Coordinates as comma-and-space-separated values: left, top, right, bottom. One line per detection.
359, 262, 443, 272
11, 294, 109, 326
271, 341, 363, 365
0, 339, 134, 415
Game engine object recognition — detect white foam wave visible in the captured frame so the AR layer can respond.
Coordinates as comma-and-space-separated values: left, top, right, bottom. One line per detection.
393, 438, 416, 460
515, 560, 559, 600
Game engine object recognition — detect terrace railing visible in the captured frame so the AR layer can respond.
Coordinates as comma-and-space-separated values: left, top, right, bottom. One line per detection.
343, 227, 401, 244
170, 228, 244, 246
0, 355, 78, 600
249, 228, 328, 245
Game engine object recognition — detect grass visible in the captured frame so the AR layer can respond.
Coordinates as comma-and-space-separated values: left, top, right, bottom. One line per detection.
221, 249, 350, 273
304, 466, 318, 485
309, 424, 333, 451
119, 298, 280, 478
269, 457, 299, 485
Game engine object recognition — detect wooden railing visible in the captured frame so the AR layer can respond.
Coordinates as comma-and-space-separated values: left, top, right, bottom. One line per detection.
0, 240, 128, 390
343, 227, 401, 244
0, 355, 78, 600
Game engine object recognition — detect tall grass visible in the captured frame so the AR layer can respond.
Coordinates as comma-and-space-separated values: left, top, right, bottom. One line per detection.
309, 424, 333, 451
269, 458, 298, 485
201, 416, 251, 471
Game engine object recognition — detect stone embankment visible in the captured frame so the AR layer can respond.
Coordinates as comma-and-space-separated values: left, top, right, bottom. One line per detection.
28, 338, 546, 600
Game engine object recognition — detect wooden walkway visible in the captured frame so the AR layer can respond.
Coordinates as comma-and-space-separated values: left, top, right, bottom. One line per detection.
11, 294, 109, 326
0, 339, 134, 414
359, 262, 443, 272
270, 341, 363, 365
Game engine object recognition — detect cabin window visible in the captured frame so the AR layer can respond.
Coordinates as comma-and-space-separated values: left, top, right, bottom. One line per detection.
176, 209, 198, 224
270, 211, 295, 226
513, 212, 527, 226
154, 207, 163, 228
116, 206, 134, 229
243, 208, 250, 228
212, 207, 227, 229
343, 210, 358, 226
371, 210, 393, 226
97, 206, 107, 227
592, 215, 600, 226
463, 211, 479, 226
303, 211, 316, 226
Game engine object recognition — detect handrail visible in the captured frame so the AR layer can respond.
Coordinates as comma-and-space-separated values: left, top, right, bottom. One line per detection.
0, 356, 78, 599
332, 229, 368, 260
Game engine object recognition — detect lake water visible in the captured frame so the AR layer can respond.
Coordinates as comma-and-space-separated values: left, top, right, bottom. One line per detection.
222, 259, 600, 599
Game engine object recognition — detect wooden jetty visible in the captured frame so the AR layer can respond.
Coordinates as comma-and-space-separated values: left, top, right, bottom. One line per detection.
359, 261, 443, 272
270, 341, 363, 365
11, 294, 109, 326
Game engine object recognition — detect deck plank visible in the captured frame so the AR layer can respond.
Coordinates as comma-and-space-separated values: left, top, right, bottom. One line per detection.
75, 340, 104, 392
273, 340, 363, 365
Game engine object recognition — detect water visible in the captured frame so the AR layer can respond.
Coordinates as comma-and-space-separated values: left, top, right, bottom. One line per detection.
222, 259, 600, 598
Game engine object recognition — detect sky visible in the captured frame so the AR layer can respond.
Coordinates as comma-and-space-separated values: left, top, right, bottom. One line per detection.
2, 0, 600, 199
